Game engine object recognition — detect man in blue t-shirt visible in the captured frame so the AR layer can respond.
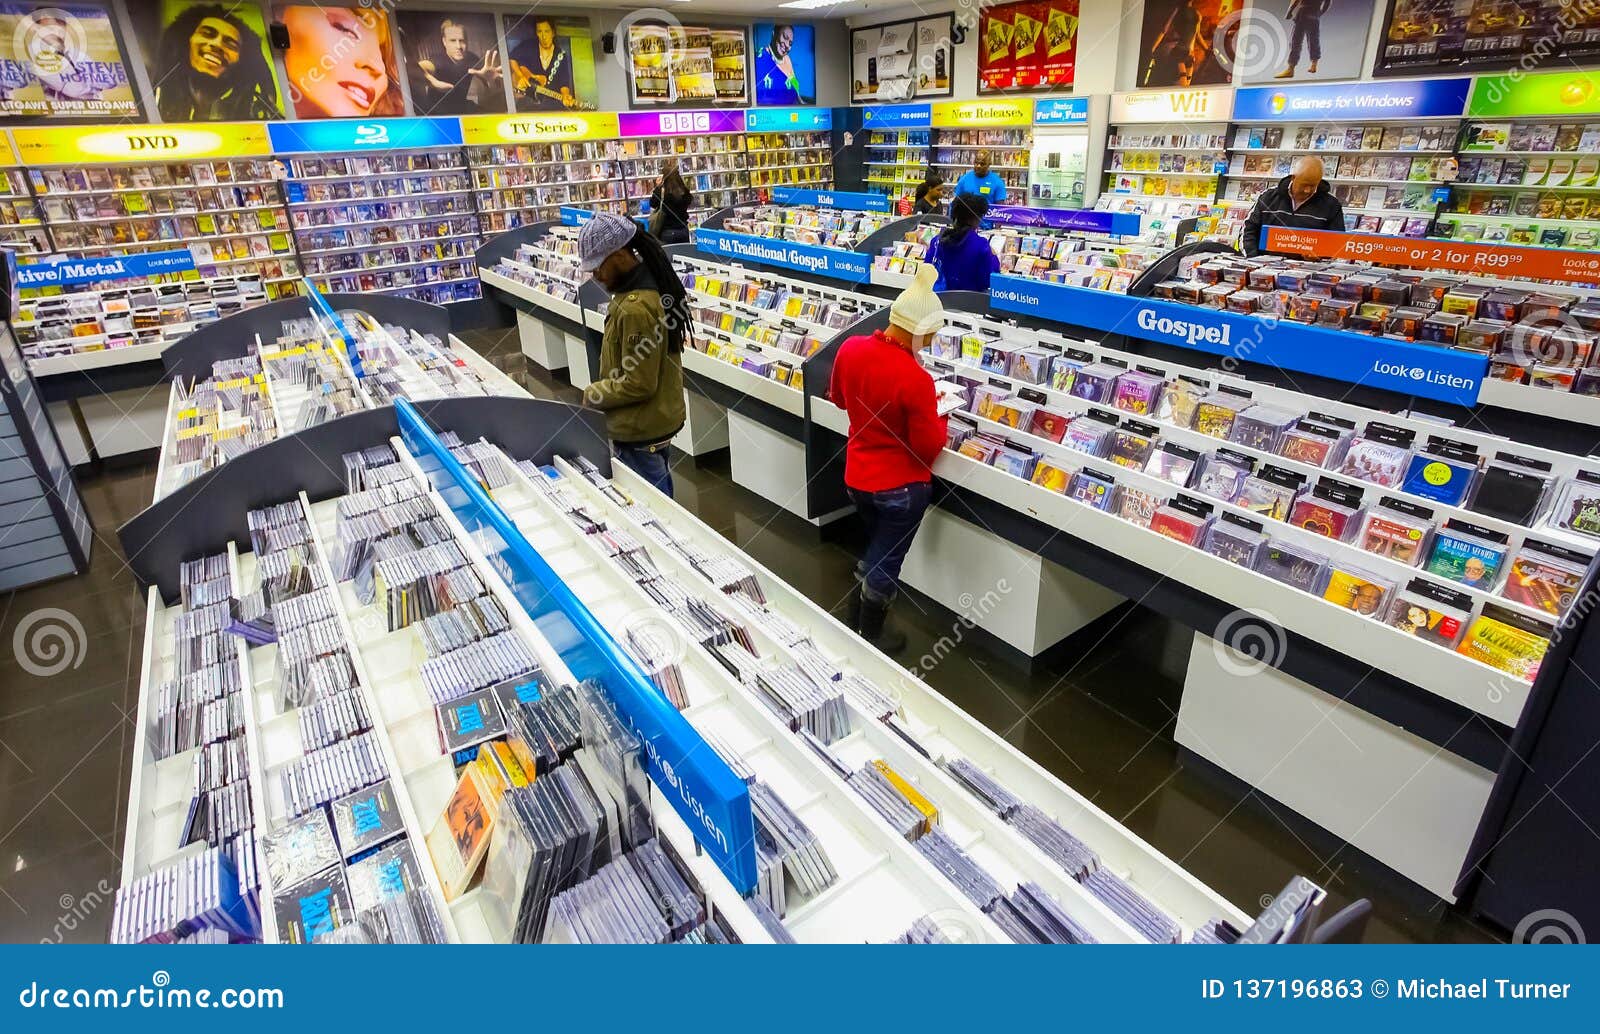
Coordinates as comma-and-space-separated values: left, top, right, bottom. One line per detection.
953, 151, 1008, 204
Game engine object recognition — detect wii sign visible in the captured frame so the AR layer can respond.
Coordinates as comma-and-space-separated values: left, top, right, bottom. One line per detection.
1110, 86, 1235, 124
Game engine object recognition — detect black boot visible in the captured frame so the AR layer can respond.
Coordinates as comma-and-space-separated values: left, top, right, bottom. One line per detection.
857, 589, 907, 655
835, 571, 864, 630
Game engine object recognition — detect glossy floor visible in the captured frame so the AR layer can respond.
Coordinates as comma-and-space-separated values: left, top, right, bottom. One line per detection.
0, 328, 1499, 944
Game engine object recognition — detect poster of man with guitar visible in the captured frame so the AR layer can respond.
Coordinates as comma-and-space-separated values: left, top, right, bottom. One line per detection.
508, 16, 594, 111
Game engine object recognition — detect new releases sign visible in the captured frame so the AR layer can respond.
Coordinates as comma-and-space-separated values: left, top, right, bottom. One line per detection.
15, 250, 197, 288
695, 230, 869, 282
988, 275, 1486, 404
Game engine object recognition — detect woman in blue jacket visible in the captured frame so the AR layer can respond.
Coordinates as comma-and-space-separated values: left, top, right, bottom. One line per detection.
926, 194, 1000, 292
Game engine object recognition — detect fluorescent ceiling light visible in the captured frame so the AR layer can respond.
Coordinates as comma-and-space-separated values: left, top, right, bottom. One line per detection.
778, 0, 850, 8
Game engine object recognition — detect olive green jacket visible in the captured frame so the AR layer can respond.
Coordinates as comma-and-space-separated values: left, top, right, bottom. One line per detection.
588, 286, 686, 445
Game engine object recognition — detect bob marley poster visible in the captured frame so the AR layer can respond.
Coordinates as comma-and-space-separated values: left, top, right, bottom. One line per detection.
133, 1, 283, 121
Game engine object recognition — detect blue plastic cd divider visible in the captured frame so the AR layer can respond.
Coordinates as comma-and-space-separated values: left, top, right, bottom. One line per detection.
301, 278, 364, 378
393, 397, 760, 895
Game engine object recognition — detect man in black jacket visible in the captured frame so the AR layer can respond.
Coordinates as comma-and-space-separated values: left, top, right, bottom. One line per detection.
1240, 156, 1346, 256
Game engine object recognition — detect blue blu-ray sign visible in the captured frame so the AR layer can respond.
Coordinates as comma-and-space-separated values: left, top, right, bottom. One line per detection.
861, 103, 931, 129
986, 207, 1141, 236
267, 117, 463, 154
745, 106, 832, 132
770, 187, 887, 213
1233, 78, 1470, 122
559, 207, 596, 226
696, 229, 869, 282
988, 275, 1487, 405
13, 248, 196, 287
1033, 97, 1091, 125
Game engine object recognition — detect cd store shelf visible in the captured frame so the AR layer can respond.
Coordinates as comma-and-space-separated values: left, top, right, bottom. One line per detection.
485, 457, 1018, 942
280, 148, 482, 306
799, 294, 1600, 898
743, 131, 834, 191
1101, 89, 1235, 245
466, 141, 629, 234
0, 161, 47, 254
1443, 76, 1600, 250
863, 128, 931, 203
152, 292, 524, 502
1223, 81, 1469, 242
24, 158, 299, 288
548, 454, 1254, 939
341, 442, 762, 942
618, 132, 753, 221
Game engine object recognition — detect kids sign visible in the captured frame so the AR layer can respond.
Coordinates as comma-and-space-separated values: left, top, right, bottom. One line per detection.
770, 188, 888, 213
1261, 227, 1600, 286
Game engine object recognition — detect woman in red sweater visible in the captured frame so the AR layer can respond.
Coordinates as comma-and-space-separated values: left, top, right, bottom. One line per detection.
827, 264, 949, 653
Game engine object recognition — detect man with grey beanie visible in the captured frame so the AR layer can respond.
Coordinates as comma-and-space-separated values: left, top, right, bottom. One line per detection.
576, 211, 689, 496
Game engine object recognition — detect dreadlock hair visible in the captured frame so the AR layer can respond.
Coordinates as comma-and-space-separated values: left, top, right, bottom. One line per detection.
940, 193, 989, 247
628, 226, 691, 354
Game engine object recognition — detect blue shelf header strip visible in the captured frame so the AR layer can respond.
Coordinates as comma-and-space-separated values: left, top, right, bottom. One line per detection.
267, 116, 464, 153
393, 398, 759, 895
862, 103, 932, 129
13, 248, 196, 287
769, 187, 888, 213
695, 228, 870, 282
1033, 98, 1091, 125
986, 206, 1142, 236
745, 107, 833, 132
988, 275, 1487, 405
1232, 78, 1471, 122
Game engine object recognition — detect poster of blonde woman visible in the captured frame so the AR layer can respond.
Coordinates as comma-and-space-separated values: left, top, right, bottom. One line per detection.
274, 4, 403, 118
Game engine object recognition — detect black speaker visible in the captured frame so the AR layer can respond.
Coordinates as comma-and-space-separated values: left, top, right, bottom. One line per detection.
951, 24, 967, 46
601, 32, 616, 54
269, 21, 289, 49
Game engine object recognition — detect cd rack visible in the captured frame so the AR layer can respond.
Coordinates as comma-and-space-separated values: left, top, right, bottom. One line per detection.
27, 158, 300, 289
281, 148, 481, 306
550, 452, 1252, 938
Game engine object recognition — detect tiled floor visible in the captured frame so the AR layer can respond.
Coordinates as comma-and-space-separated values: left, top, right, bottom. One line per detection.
0, 326, 1500, 943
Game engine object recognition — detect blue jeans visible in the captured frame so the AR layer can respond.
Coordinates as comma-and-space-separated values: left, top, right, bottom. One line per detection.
615, 441, 674, 497
849, 481, 933, 602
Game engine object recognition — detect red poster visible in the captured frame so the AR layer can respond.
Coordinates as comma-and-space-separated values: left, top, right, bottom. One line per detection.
1040, 0, 1080, 86
1012, 3, 1046, 87
1263, 227, 1600, 286
979, 7, 1016, 90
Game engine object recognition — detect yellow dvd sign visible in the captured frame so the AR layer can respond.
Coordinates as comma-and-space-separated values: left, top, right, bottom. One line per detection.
461, 112, 622, 145
12, 123, 273, 164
